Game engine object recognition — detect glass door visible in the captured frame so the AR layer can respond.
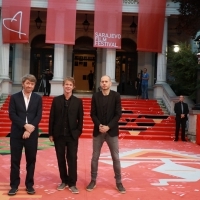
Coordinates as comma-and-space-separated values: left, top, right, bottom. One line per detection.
72, 50, 96, 92
30, 49, 54, 92
116, 52, 138, 95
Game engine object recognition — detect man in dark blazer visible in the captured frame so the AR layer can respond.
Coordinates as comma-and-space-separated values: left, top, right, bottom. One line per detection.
49, 77, 83, 194
8, 74, 42, 196
174, 95, 189, 141
86, 75, 126, 194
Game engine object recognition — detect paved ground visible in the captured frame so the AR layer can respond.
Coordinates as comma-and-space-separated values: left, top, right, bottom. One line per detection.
0, 138, 200, 200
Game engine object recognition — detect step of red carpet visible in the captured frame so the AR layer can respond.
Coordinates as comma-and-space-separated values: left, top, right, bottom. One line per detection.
0, 96, 176, 140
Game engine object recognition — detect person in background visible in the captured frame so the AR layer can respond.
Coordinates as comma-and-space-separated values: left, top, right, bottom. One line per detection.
121, 71, 126, 94
174, 95, 189, 141
49, 77, 83, 194
41, 70, 46, 95
141, 68, 149, 99
8, 74, 42, 196
45, 69, 53, 96
88, 70, 94, 90
135, 73, 142, 99
86, 75, 126, 194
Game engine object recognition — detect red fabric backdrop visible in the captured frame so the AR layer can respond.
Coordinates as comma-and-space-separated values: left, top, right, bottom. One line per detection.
197, 115, 200, 145
2, 0, 31, 43
137, 0, 166, 53
46, 0, 77, 44
94, 0, 122, 49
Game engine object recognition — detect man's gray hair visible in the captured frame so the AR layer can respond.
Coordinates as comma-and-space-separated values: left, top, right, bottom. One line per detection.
22, 74, 37, 84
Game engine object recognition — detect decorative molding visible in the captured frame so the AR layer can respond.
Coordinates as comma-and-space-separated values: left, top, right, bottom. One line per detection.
0, 0, 180, 15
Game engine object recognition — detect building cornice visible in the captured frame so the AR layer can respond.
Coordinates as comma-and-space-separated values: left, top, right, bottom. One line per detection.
0, 0, 180, 15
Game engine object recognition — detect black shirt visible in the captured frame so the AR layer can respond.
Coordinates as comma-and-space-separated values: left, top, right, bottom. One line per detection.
102, 94, 109, 125
62, 95, 71, 136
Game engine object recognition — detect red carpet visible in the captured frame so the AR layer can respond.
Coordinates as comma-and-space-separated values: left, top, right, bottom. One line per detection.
0, 138, 200, 200
0, 96, 177, 140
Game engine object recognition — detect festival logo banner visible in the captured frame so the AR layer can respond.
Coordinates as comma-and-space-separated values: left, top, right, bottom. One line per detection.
94, 0, 122, 49
46, 0, 77, 44
2, 0, 31, 43
137, 0, 166, 53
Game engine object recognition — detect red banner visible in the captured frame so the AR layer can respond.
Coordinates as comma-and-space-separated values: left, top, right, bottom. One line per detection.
94, 0, 122, 49
137, 0, 166, 53
46, 0, 77, 44
2, 0, 31, 43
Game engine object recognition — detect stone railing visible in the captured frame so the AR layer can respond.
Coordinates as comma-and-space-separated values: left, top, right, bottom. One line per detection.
162, 84, 177, 114
0, 79, 12, 96
157, 83, 195, 115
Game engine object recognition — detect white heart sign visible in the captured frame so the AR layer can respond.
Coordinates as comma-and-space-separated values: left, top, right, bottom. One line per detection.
3, 11, 26, 39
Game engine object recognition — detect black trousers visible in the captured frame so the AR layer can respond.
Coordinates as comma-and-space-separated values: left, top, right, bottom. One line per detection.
10, 137, 38, 189
89, 80, 93, 90
175, 118, 187, 140
45, 83, 51, 96
54, 135, 79, 187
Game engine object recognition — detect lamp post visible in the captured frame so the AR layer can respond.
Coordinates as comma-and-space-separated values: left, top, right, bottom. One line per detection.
194, 35, 200, 58
194, 35, 200, 103
197, 53, 200, 64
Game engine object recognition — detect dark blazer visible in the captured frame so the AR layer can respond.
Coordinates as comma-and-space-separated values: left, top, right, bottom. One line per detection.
90, 90, 122, 137
9, 91, 42, 139
49, 95, 83, 140
174, 101, 189, 120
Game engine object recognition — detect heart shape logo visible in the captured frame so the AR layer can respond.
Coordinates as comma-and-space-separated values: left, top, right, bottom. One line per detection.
3, 11, 26, 39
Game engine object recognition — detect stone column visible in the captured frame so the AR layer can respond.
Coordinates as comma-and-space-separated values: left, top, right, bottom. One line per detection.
95, 49, 102, 91
11, 44, 25, 93
101, 48, 106, 76
50, 44, 65, 96
66, 45, 73, 77
154, 17, 168, 98
105, 48, 118, 91
13, 44, 23, 84
23, 44, 31, 75
0, 15, 11, 94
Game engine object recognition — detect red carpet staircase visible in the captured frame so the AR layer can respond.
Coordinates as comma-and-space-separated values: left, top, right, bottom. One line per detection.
0, 95, 175, 140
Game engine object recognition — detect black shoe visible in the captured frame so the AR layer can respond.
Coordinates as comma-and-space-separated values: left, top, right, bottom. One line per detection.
86, 180, 96, 191
173, 139, 178, 142
182, 139, 187, 142
8, 188, 18, 196
116, 183, 126, 194
26, 187, 35, 195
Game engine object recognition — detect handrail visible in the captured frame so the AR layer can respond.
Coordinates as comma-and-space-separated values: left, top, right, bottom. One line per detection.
159, 83, 195, 115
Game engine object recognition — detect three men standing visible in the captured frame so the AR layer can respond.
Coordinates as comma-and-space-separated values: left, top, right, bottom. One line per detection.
8, 74, 125, 195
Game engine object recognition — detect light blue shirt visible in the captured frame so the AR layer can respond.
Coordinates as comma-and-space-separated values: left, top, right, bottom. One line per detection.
142, 73, 149, 85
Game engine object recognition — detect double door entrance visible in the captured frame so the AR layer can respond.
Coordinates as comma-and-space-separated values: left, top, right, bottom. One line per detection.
72, 50, 96, 92
30, 49, 137, 94
116, 52, 138, 95
30, 48, 54, 92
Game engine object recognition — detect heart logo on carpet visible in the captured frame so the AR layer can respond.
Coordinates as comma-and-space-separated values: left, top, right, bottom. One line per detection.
3, 11, 26, 39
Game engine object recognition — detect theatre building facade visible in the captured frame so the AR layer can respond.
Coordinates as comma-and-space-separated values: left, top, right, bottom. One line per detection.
0, 0, 191, 103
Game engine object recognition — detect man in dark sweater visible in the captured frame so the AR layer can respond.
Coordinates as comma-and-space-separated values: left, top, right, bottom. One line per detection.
86, 75, 126, 194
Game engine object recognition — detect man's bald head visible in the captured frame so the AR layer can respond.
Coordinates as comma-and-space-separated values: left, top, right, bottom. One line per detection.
101, 75, 111, 82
